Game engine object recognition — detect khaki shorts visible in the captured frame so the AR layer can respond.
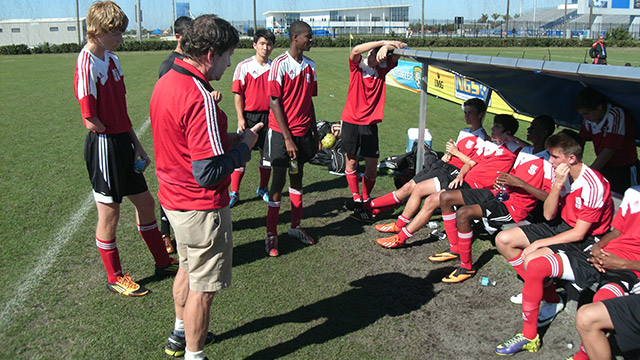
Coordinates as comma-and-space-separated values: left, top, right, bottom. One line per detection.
164, 207, 233, 292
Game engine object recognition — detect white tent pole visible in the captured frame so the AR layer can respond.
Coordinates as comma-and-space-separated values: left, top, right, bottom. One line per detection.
416, 63, 428, 171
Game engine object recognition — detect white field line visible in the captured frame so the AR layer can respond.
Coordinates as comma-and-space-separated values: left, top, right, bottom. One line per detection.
0, 119, 151, 328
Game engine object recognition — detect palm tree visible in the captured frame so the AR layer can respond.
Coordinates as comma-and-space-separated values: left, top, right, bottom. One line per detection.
478, 13, 488, 23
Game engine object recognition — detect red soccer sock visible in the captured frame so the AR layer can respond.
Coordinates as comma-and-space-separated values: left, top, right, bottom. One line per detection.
345, 170, 361, 202
362, 174, 376, 202
521, 254, 562, 340
370, 191, 401, 210
571, 345, 589, 360
289, 187, 303, 229
542, 278, 561, 304
394, 215, 411, 230
266, 201, 281, 237
458, 231, 474, 270
230, 167, 245, 193
96, 237, 122, 283
138, 221, 171, 268
507, 251, 526, 279
398, 227, 414, 242
442, 212, 459, 254
371, 204, 401, 216
258, 165, 271, 189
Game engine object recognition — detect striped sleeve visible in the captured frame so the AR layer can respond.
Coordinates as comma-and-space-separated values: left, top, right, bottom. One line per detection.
185, 78, 225, 160
74, 49, 98, 119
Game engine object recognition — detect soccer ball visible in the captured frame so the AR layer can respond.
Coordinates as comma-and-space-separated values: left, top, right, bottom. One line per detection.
321, 133, 337, 149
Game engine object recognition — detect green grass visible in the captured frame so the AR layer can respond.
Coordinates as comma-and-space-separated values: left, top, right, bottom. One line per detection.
0, 46, 634, 359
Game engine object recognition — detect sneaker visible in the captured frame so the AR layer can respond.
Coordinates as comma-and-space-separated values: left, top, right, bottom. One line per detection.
256, 187, 269, 202
265, 236, 279, 257
495, 333, 541, 355
155, 257, 180, 277
106, 273, 149, 297
538, 298, 565, 327
163, 235, 175, 254
374, 222, 402, 233
288, 226, 315, 245
442, 267, 476, 283
376, 234, 406, 249
428, 250, 459, 263
344, 199, 364, 211
350, 208, 375, 223
164, 331, 216, 357
229, 191, 240, 208
510, 292, 523, 305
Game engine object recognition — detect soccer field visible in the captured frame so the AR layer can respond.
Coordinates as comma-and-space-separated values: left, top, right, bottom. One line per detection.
0, 46, 631, 359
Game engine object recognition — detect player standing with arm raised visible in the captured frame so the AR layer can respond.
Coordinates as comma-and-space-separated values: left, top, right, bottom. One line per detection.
74, 1, 178, 298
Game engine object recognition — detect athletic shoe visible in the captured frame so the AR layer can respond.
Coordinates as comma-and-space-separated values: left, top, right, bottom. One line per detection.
265, 236, 279, 257
428, 250, 459, 263
229, 191, 240, 208
344, 199, 364, 211
510, 292, 523, 304
164, 331, 216, 357
288, 226, 315, 245
155, 257, 180, 277
106, 273, 149, 297
374, 222, 402, 233
442, 267, 476, 283
538, 298, 565, 327
163, 235, 175, 254
495, 333, 540, 355
350, 208, 375, 223
376, 234, 405, 249
256, 187, 269, 202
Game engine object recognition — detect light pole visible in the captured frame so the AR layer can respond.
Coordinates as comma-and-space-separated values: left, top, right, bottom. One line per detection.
76, 0, 81, 44
505, 0, 510, 38
253, 0, 257, 31
563, 0, 568, 39
421, 0, 425, 38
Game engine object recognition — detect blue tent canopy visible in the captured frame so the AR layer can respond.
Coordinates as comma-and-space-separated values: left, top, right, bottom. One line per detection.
151, 28, 163, 34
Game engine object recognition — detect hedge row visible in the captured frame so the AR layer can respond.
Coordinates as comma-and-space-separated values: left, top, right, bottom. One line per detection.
2, 36, 638, 55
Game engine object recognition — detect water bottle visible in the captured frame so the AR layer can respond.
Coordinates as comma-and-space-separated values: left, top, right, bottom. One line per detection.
496, 185, 509, 202
134, 157, 146, 174
289, 157, 299, 175
479, 276, 497, 287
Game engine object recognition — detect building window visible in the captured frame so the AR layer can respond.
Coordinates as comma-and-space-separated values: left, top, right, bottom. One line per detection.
391, 7, 408, 22
635, 0, 640, 8
330, 11, 339, 21
345, 16, 356, 22
12, 28, 20, 33
50, 27, 59, 32
67, 26, 76, 31
0, 28, 3, 33
372, 16, 381, 21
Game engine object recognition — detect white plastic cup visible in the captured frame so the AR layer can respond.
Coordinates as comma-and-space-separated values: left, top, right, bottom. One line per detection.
406, 128, 432, 152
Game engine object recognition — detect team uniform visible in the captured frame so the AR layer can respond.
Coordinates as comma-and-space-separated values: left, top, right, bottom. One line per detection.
589, 41, 607, 64
158, 51, 182, 78
263, 51, 318, 168
602, 294, 640, 354
580, 103, 638, 194
232, 56, 272, 149
462, 139, 522, 190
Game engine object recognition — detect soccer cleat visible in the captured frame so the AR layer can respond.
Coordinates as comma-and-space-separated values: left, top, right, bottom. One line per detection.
265, 236, 279, 257
229, 191, 240, 208
350, 208, 375, 223
106, 273, 149, 297
288, 226, 315, 245
428, 250, 459, 263
344, 199, 364, 211
538, 298, 565, 327
495, 333, 541, 356
376, 234, 406, 249
155, 257, 179, 277
256, 187, 269, 202
442, 267, 476, 283
374, 222, 402, 233
510, 292, 523, 304
164, 331, 216, 357
163, 235, 175, 254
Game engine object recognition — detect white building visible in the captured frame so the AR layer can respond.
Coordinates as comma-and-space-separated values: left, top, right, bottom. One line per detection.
0, 18, 86, 47
575, 0, 640, 36
264, 5, 411, 36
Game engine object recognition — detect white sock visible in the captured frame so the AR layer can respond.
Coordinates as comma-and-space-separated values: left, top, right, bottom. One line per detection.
174, 318, 184, 335
185, 349, 205, 360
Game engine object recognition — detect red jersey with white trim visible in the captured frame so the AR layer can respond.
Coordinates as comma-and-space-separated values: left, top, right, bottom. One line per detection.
74, 46, 132, 134
448, 127, 489, 170
557, 164, 613, 236
340, 55, 397, 125
464, 140, 521, 190
606, 185, 640, 278
232, 56, 271, 112
579, 104, 637, 168
501, 150, 554, 222
268, 51, 317, 136
150, 58, 230, 211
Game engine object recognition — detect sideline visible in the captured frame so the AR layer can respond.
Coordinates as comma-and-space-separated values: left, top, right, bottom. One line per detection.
0, 119, 151, 328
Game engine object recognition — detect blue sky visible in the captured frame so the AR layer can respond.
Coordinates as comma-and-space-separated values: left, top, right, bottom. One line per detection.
2, 0, 564, 30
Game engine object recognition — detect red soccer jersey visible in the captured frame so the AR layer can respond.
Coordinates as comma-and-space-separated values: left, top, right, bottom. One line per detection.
340, 55, 398, 125
606, 186, 640, 278
464, 140, 521, 190
150, 58, 231, 211
579, 104, 637, 168
501, 150, 554, 222
448, 127, 489, 170
74, 47, 132, 134
557, 165, 613, 236
232, 56, 271, 112
268, 51, 317, 137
